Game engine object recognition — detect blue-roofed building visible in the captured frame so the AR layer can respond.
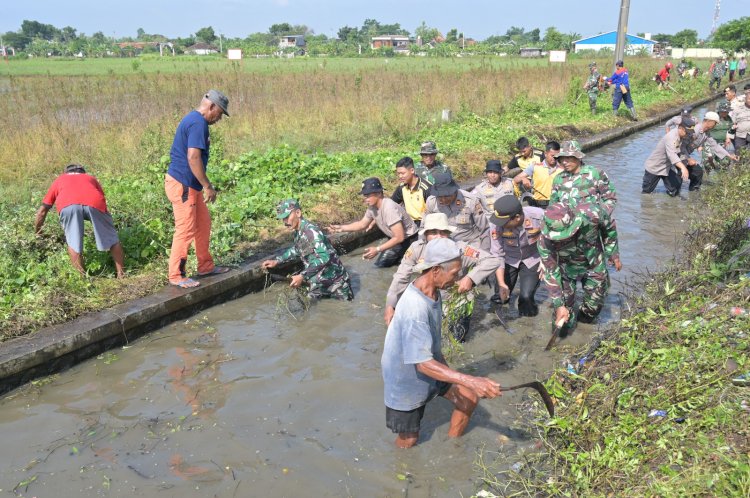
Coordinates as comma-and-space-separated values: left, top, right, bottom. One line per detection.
573, 31, 656, 54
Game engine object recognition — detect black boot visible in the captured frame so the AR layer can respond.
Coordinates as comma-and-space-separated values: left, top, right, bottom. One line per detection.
630, 107, 638, 121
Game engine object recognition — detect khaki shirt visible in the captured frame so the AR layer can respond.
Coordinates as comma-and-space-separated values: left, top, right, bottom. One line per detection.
364, 198, 418, 239
731, 101, 750, 139
425, 190, 490, 250
644, 128, 683, 176
385, 238, 503, 307
490, 206, 544, 269
686, 123, 731, 160
475, 178, 515, 214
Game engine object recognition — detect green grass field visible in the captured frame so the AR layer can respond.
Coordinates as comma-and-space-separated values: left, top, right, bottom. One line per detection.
0, 54, 564, 76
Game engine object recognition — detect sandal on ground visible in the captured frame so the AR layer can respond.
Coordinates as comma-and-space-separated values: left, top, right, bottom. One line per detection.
198, 266, 231, 276
169, 278, 201, 289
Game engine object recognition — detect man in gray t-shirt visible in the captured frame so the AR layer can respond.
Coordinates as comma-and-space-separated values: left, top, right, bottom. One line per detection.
330, 177, 418, 268
381, 238, 501, 448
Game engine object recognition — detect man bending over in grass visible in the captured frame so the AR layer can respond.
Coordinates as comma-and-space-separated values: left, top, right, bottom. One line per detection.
35, 164, 125, 278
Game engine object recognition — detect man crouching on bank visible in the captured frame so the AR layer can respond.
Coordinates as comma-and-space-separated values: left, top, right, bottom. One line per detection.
380, 238, 501, 448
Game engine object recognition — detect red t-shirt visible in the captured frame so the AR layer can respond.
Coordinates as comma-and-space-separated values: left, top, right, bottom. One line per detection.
658, 68, 670, 82
42, 173, 109, 214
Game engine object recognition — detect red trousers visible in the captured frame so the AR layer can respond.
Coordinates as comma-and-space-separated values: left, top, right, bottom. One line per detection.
165, 175, 214, 281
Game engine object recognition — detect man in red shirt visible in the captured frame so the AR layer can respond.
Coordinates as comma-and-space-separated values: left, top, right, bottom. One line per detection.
656, 62, 673, 90
34, 164, 125, 278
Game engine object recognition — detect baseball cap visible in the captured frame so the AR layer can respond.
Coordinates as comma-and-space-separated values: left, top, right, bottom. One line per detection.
419, 213, 457, 236
485, 160, 503, 173
680, 116, 696, 129
276, 199, 301, 219
703, 111, 720, 123
490, 195, 523, 227
360, 177, 384, 195
413, 238, 462, 272
430, 171, 459, 197
615, 60, 624, 67
205, 89, 230, 116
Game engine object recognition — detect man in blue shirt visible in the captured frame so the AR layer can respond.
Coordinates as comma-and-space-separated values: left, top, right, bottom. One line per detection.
165, 89, 230, 288
608, 60, 637, 121
381, 238, 501, 448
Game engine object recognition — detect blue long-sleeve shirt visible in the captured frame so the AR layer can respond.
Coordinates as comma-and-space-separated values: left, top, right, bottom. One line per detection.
608, 68, 630, 89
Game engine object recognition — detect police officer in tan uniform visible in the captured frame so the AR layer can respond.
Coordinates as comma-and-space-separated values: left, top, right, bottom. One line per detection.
475, 160, 514, 216
424, 171, 490, 251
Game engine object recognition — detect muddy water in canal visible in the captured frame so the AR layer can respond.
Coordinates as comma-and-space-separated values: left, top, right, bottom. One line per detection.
0, 119, 703, 497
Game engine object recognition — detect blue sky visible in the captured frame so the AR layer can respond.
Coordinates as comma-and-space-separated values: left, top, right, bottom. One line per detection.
2, 0, 747, 40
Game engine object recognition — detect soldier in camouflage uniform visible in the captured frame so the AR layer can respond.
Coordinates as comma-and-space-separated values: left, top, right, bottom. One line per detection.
549, 140, 617, 216
414, 141, 451, 188
262, 199, 353, 301
584, 62, 602, 115
538, 202, 621, 334
709, 58, 726, 92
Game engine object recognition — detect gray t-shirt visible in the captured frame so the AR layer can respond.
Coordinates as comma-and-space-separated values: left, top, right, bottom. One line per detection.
381, 283, 444, 411
364, 197, 417, 239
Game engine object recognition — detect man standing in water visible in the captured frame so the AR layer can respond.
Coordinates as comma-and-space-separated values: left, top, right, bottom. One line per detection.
262, 199, 353, 300
539, 202, 621, 336
381, 238, 501, 448
549, 140, 617, 216
642, 117, 696, 196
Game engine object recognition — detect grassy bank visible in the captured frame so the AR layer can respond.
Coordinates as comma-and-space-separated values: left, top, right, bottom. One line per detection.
475, 162, 750, 497
0, 57, 718, 340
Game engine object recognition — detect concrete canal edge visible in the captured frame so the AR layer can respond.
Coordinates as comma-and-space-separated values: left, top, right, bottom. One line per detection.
0, 90, 735, 394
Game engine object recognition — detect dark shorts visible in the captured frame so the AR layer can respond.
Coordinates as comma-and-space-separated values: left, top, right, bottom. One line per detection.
385, 381, 451, 434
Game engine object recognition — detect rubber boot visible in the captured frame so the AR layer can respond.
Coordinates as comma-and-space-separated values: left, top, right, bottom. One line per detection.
629, 107, 638, 121
613, 109, 618, 118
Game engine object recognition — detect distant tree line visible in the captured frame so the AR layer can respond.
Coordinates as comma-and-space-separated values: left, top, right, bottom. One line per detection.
2, 18, 748, 58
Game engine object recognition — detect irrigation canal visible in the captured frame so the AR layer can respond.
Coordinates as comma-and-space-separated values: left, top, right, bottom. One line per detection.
0, 115, 703, 497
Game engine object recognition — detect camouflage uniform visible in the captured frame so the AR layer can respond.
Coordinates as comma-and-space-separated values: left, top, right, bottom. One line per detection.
275, 200, 353, 301
709, 60, 726, 91
550, 141, 617, 216
585, 63, 602, 114
539, 202, 619, 331
415, 161, 451, 189
415, 141, 451, 188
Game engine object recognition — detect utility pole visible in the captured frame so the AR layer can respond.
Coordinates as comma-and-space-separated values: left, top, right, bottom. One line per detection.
613, 0, 630, 70
219, 34, 223, 54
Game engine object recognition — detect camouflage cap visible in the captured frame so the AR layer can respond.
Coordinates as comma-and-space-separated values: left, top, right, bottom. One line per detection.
276, 199, 301, 219
542, 203, 584, 241
588, 61, 597, 68
717, 100, 731, 113
419, 141, 439, 155
554, 140, 585, 159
